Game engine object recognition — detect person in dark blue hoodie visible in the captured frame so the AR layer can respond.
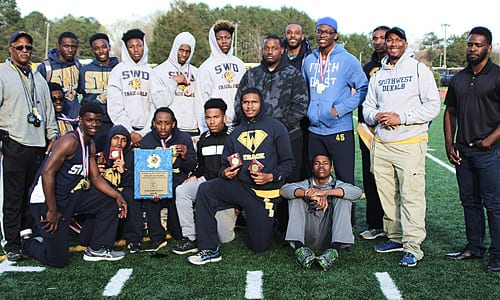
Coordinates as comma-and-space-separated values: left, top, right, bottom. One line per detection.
37, 31, 81, 120
140, 107, 196, 251
187, 88, 295, 265
78, 33, 120, 152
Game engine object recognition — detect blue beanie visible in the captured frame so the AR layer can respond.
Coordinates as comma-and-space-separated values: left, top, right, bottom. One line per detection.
316, 17, 338, 31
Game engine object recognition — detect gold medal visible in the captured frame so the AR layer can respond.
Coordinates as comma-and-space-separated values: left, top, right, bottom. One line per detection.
81, 178, 90, 190
111, 149, 120, 159
251, 163, 260, 172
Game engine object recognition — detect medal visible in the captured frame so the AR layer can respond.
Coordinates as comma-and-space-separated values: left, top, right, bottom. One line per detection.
228, 153, 242, 169
248, 159, 264, 172
81, 178, 90, 190
111, 148, 121, 159
184, 85, 194, 97
316, 83, 326, 94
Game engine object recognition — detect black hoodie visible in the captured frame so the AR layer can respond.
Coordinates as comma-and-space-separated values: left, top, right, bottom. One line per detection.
99, 125, 133, 189
221, 94, 295, 190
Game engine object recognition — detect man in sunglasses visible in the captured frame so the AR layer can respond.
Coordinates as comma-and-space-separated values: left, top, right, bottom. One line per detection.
0, 30, 58, 262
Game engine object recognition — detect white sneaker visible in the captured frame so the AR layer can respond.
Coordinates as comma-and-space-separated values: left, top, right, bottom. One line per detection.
83, 247, 125, 262
360, 229, 386, 240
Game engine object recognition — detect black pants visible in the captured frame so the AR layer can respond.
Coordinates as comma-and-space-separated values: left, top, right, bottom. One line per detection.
359, 136, 384, 229
196, 178, 278, 253
1, 138, 44, 253
23, 187, 119, 268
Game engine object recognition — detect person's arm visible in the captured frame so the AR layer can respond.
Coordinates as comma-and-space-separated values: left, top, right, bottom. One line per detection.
332, 63, 368, 118
41, 134, 78, 233
88, 143, 127, 218
443, 106, 461, 164
282, 72, 309, 130
473, 124, 500, 150
333, 180, 363, 201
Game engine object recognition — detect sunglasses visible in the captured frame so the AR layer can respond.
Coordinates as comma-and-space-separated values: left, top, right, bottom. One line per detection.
11, 45, 33, 51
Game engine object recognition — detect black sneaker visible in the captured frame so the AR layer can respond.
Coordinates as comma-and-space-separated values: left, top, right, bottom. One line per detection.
7, 250, 22, 262
144, 239, 168, 252
127, 242, 143, 254
172, 238, 198, 255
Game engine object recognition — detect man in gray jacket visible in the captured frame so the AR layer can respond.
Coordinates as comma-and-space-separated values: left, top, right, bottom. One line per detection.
281, 154, 362, 271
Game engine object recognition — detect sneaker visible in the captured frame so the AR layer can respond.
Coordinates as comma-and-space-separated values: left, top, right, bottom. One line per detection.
172, 238, 198, 255
144, 239, 168, 252
317, 248, 339, 271
83, 247, 125, 262
187, 247, 222, 265
399, 252, 417, 267
375, 241, 404, 253
295, 247, 316, 269
127, 242, 143, 254
7, 250, 22, 262
360, 229, 386, 240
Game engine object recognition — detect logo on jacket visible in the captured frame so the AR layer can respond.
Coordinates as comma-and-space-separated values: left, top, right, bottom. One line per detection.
224, 70, 235, 83
237, 130, 268, 153
129, 77, 141, 90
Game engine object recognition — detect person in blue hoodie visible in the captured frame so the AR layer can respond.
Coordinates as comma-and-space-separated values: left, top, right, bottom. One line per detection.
78, 33, 120, 152
187, 88, 294, 265
140, 107, 196, 251
302, 17, 368, 187
37, 31, 81, 120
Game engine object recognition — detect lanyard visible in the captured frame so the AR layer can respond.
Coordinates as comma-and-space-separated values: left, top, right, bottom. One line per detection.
77, 127, 89, 178
168, 57, 191, 83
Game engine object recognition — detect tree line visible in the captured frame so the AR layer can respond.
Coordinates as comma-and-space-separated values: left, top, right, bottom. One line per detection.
1, 0, 497, 67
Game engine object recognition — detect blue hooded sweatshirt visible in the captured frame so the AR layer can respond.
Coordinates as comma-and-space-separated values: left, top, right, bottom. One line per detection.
78, 57, 120, 124
37, 47, 81, 119
302, 43, 368, 135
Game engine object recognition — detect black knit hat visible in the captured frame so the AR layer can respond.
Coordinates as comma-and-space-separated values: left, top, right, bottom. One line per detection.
122, 29, 145, 43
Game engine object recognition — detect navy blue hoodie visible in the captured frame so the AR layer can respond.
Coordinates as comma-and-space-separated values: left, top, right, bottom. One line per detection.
141, 125, 196, 188
100, 125, 133, 189
37, 48, 81, 119
221, 95, 295, 190
78, 57, 120, 124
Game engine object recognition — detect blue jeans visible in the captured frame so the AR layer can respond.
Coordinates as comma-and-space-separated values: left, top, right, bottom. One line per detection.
455, 145, 500, 258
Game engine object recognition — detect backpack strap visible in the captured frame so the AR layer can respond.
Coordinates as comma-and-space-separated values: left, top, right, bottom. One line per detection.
43, 60, 52, 81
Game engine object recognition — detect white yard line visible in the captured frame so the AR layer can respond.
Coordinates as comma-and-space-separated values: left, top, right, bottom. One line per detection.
426, 152, 456, 174
0, 260, 45, 275
103, 268, 133, 297
375, 272, 403, 300
245, 270, 263, 299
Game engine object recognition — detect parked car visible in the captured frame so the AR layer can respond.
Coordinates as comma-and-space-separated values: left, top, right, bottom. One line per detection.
432, 67, 463, 87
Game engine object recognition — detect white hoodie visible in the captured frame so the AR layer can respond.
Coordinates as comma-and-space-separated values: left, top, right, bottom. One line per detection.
154, 32, 199, 133
107, 37, 160, 137
195, 25, 246, 132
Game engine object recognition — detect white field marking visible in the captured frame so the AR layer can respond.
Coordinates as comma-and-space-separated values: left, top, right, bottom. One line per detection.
0, 260, 45, 275
103, 268, 133, 297
375, 272, 403, 300
245, 270, 263, 299
426, 152, 456, 174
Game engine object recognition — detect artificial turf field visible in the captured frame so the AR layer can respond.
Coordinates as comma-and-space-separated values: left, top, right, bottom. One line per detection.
1, 95, 499, 299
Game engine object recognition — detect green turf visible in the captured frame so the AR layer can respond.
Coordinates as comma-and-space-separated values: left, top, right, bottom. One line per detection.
1, 100, 499, 299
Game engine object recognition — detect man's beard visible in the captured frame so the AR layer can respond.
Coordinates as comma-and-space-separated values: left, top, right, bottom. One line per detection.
287, 41, 301, 51
467, 51, 488, 66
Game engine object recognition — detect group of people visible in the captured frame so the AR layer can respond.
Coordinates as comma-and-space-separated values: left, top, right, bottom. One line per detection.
0, 16, 497, 273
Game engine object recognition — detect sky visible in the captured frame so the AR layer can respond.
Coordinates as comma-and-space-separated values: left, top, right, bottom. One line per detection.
16, 0, 499, 47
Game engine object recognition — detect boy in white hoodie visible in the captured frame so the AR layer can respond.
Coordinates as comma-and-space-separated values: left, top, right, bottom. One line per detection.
107, 29, 161, 148
154, 32, 199, 137
195, 20, 246, 133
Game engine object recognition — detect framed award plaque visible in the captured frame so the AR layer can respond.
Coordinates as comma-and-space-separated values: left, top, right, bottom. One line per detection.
134, 149, 173, 199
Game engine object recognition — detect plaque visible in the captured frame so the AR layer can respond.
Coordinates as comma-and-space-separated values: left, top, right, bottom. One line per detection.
134, 149, 173, 199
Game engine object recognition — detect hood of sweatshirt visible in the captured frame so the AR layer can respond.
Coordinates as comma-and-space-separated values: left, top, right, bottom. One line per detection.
89, 56, 120, 69
208, 25, 234, 61
47, 47, 80, 67
120, 38, 149, 66
168, 32, 195, 67
103, 125, 132, 159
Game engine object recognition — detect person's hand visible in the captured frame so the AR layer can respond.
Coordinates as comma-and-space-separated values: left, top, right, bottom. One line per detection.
223, 166, 240, 180
172, 74, 188, 85
469, 139, 492, 151
113, 159, 125, 173
376, 112, 401, 130
116, 195, 127, 218
446, 144, 461, 165
314, 196, 329, 211
331, 106, 338, 117
130, 131, 142, 148
45, 138, 56, 154
250, 171, 273, 185
41, 209, 63, 233
175, 144, 188, 159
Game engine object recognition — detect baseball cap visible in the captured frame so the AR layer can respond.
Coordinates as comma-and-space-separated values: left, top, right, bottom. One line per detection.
9, 30, 33, 44
385, 27, 407, 41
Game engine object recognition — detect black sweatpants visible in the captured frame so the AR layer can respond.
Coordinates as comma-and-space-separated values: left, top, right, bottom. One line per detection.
195, 178, 279, 253
22, 187, 119, 268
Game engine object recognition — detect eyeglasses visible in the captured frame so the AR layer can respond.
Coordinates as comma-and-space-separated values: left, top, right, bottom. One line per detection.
316, 29, 336, 36
51, 96, 65, 102
11, 45, 33, 51
386, 38, 405, 44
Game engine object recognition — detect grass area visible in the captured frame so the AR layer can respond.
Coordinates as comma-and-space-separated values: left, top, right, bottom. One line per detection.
1, 99, 499, 299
